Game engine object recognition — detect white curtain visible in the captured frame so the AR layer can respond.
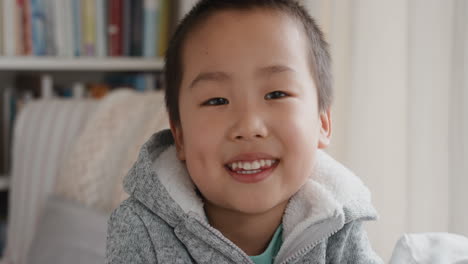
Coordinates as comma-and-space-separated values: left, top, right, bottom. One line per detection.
302, 0, 468, 261
450, 0, 468, 241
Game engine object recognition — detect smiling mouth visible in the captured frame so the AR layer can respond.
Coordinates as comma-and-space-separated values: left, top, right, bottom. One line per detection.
224, 159, 280, 173
224, 160, 280, 183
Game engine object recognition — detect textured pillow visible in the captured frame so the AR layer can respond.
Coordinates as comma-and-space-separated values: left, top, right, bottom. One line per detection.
55, 89, 169, 212
109, 92, 170, 210
390, 233, 468, 264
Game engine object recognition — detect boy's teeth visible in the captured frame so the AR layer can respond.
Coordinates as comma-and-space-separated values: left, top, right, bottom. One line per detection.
252, 161, 260, 169
238, 169, 262, 174
227, 159, 277, 171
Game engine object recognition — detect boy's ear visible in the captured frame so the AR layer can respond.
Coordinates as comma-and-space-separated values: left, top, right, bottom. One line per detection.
170, 119, 186, 161
318, 108, 332, 149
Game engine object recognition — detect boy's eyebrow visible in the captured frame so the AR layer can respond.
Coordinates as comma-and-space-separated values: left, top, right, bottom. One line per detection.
189, 71, 230, 90
189, 64, 295, 90
258, 64, 296, 77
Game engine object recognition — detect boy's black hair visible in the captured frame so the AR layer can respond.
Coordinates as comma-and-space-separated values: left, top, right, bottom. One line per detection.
164, 0, 333, 126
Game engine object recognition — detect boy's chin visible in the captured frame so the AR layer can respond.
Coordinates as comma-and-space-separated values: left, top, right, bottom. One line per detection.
236, 205, 283, 216
224, 196, 289, 216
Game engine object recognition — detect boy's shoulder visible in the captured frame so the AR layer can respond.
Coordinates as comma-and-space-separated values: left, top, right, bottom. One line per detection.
106, 197, 196, 263
110, 196, 197, 243
109, 196, 170, 232
324, 220, 383, 263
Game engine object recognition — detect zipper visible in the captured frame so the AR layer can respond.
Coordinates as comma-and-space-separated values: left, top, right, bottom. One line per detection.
191, 213, 345, 264
277, 226, 341, 264
192, 215, 255, 264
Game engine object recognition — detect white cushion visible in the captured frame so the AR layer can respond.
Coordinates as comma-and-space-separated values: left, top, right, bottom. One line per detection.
390, 233, 468, 264
25, 196, 109, 264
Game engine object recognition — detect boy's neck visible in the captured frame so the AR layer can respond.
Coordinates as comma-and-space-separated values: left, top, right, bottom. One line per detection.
204, 199, 288, 256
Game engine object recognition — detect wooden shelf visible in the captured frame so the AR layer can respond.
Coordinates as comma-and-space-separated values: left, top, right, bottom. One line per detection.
0, 57, 164, 71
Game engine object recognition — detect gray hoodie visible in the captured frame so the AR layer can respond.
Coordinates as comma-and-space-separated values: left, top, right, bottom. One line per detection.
106, 129, 384, 264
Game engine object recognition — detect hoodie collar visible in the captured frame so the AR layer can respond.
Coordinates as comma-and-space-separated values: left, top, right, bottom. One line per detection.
124, 129, 378, 239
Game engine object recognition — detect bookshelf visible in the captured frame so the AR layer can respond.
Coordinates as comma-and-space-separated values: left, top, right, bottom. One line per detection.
0, 0, 201, 193
0, 57, 164, 71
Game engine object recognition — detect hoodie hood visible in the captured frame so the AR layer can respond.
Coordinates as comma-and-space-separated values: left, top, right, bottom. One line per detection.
123, 129, 378, 241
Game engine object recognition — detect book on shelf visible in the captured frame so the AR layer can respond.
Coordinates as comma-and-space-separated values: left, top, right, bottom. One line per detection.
108, 0, 122, 56
43, 0, 55, 55
129, 0, 143, 57
122, 0, 131, 56
44, 0, 56, 56
95, 0, 107, 57
143, 0, 159, 58
157, 0, 170, 57
30, 0, 47, 56
121, 0, 147, 57
19, 0, 30, 55
71, 0, 82, 56
17, 0, 26, 55
2, 0, 16, 56
82, 0, 96, 56
63, 0, 74, 56
52, 0, 72, 56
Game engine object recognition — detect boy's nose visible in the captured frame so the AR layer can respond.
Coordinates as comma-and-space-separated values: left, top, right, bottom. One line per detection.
228, 110, 269, 141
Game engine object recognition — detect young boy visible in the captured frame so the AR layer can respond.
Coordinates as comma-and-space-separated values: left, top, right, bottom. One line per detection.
106, 0, 383, 263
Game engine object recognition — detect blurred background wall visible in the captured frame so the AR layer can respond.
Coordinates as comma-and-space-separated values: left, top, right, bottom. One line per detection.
301, 0, 468, 261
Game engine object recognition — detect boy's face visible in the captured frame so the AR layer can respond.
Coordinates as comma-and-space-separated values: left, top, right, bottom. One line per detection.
171, 9, 331, 215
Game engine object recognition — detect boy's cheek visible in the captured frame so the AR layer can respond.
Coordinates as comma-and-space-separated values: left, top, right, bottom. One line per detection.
183, 137, 220, 163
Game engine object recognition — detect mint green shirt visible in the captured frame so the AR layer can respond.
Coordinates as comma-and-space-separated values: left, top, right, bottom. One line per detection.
249, 225, 283, 264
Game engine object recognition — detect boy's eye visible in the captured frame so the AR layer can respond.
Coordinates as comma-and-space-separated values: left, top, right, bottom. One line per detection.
265, 91, 288, 100
202, 98, 229, 106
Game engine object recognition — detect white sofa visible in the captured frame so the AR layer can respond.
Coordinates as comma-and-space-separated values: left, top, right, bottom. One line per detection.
1, 98, 106, 264
1, 89, 169, 264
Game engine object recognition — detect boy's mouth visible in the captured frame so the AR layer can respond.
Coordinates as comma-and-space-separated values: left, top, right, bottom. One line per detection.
224, 159, 280, 183
224, 159, 279, 173
223, 152, 280, 182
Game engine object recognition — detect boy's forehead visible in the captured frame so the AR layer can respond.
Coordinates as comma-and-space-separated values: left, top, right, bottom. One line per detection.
181, 8, 310, 74
188, 8, 298, 39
